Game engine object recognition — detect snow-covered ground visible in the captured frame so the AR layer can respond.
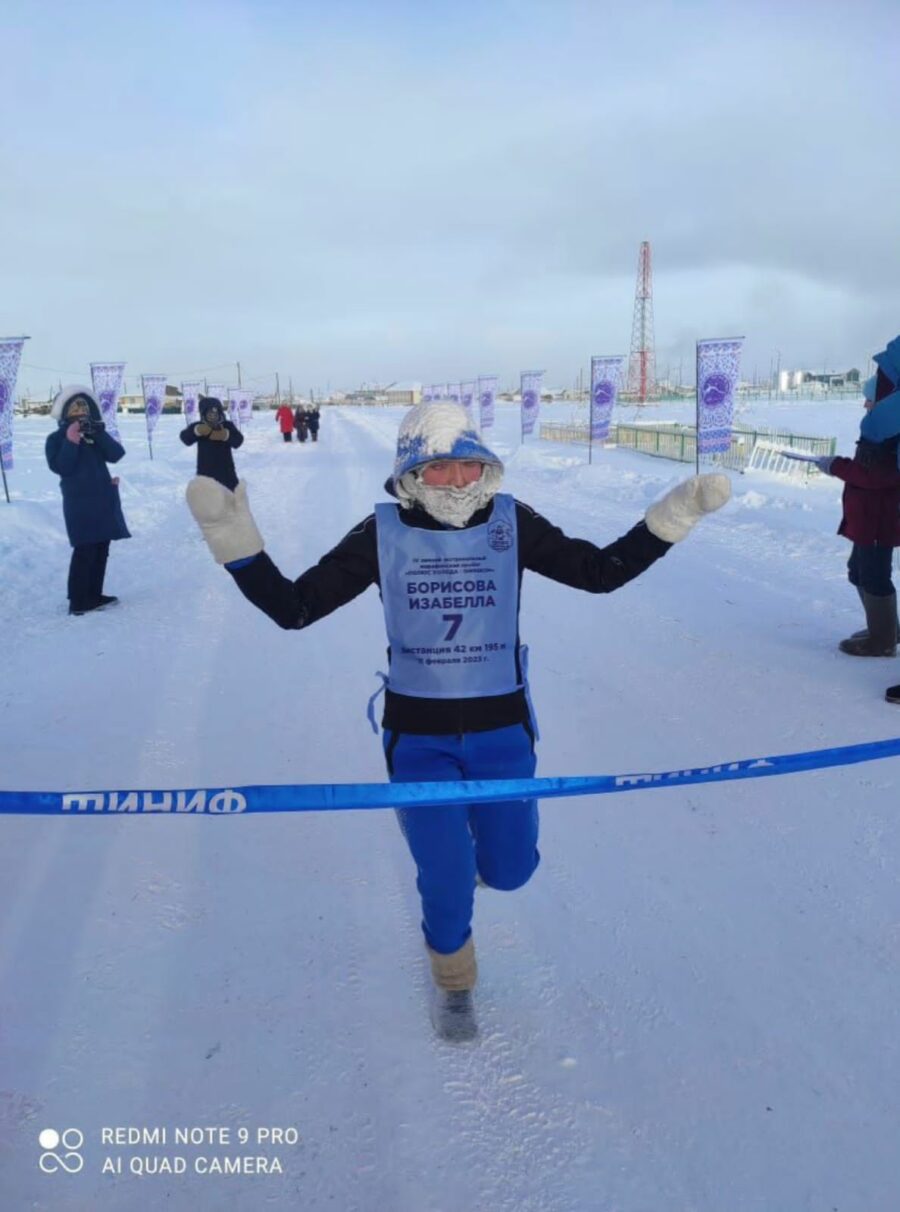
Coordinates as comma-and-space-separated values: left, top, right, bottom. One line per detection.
2, 398, 899, 1211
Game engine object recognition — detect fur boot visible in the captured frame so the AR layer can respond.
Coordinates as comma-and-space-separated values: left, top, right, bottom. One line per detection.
839, 591, 897, 657
847, 585, 900, 641
427, 936, 477, 991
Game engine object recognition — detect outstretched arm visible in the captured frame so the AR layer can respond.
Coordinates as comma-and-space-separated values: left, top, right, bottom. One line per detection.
186, 477, 378, 629
519, 473, 730, 591
827, 455, 900, 490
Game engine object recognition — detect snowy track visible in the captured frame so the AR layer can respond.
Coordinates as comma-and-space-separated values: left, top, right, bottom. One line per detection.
2, 404, 900, 1210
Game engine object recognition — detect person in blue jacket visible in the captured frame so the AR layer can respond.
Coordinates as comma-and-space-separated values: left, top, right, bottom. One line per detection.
857, 335, 900, 702
45, 385, 130, 616
185, 401, 730, 1038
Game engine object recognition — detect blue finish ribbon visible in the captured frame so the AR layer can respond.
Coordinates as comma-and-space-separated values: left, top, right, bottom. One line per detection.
2, 736, 899, 816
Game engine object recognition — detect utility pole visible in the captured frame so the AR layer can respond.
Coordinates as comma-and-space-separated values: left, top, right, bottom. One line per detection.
289, 378, 294, 405
236, 361, 242, 387
275, 372, 280, 406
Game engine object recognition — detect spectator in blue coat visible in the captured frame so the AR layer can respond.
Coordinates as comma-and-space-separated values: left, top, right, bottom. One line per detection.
857, 335, 900, 703
45, 385, 130, 616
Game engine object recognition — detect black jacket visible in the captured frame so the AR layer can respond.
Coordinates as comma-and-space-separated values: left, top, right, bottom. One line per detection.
180, 421, 244, 490
230, 498, 671, 735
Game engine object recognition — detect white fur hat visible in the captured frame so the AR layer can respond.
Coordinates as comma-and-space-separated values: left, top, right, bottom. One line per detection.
51, 384, 98, 420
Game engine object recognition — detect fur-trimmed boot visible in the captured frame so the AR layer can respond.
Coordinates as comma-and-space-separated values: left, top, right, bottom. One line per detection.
839, 591, 898, 657
427, 937, 478, 1042
847, 585, 900, 642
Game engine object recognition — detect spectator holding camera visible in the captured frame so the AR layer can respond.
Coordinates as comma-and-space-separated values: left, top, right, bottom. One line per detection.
180, 396, 244, 490
45, 385, 130, 616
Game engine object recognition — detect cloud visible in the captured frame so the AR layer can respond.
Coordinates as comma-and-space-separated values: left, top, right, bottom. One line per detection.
4, 0, 898, 395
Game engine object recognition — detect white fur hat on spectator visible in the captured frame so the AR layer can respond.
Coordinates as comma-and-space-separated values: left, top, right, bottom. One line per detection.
51, 384, 100, 421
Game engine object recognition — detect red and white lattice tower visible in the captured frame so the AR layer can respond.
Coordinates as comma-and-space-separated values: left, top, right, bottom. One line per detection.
626, 240, 657, 402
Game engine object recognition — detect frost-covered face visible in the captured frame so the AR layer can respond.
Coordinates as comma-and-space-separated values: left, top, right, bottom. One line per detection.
65, 399, 89, 421
420, 459, 484, 488
392, 401, 503, 525
204, 406, 224, 427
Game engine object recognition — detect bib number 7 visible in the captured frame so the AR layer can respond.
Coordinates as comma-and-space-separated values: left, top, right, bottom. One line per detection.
442, 613, 463, 641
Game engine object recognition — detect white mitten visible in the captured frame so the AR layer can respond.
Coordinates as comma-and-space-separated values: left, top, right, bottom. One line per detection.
645, 473, 731, 543
185, 476, 264, 564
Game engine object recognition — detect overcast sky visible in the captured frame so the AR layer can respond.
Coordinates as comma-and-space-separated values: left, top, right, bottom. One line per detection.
4, 0, 899, 398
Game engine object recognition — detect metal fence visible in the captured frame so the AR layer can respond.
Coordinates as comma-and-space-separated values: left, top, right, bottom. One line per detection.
538, 421, 836, 470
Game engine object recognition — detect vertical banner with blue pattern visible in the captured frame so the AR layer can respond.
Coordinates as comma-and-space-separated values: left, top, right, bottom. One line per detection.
696, 338, 744, 456
520, 370, 544, 437
234, 389, 254, 426
181, 381, 202, 427
0, 337, 27, 474
460, 380, 475, 419
226, 388, 241, 425
207, 383, 228, 404
590, 355, 625, 441
422, 385, 433, 403
447, 382, 461, 403
477, 375, 497, 430
141, 374, 167, 457
90, 362, 125, 441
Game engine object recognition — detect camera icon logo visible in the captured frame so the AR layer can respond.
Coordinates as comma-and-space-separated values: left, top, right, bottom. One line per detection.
38, 1128, 84, 1174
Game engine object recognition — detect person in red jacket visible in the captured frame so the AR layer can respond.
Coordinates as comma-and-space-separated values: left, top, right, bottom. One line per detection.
806, 373, 900, 657
275, 403, 294, 442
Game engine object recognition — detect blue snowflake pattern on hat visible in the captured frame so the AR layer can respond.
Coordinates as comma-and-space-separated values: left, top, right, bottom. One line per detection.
392, 401, 502, 487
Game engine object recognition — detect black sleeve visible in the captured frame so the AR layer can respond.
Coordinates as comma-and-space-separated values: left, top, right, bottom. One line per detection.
516, 500, 671, 593
180, 426, 198, 446
228, 514, 380, 629
227, 423, 244, 449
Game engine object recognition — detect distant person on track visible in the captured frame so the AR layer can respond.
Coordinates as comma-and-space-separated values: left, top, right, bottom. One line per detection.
276, 402, 294, 442
293, 404, 309, 444
45, 385, 130, 616
185, 400, 731, 1039
180, 396, 243, 491
306, 404, 320, 443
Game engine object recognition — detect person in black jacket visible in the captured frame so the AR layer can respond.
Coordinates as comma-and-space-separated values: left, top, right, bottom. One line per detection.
180, 397, 243, 490
45, 385, 130, 615
186, 401, 730, 1038
306, 404, 320, 442
293, 405, 309, 444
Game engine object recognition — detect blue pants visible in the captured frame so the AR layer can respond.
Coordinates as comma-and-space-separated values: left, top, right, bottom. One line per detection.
384, 725, 540, 955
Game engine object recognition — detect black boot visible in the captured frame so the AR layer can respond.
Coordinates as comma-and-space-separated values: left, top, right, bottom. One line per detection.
839, 591, 897, 656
